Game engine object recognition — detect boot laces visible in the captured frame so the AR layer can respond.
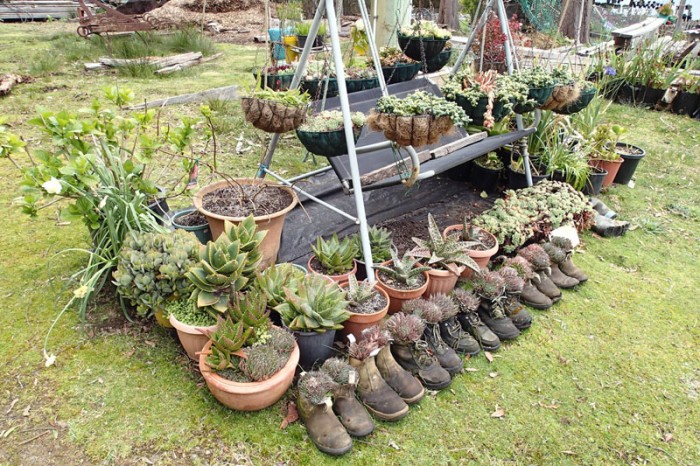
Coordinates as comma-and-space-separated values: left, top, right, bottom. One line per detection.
429, 324, 449, 354
412, 340, 435, 368
466, 311, 484, 327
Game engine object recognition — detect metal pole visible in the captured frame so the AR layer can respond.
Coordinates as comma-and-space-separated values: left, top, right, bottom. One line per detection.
325, 0, 376, 282
358, 0, 388, 95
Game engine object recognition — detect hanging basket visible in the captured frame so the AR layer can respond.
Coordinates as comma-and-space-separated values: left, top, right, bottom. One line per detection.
398, 36, 447, 61
425, 48, 452, 73
367, 111, 453, 148
301, 78, 339, 99
513, 85, 555, 114
452, 95, 511, 126
251, 71, 294, 91
241, 97, 307, 133
554, 86, 597, 114
381, 63, 422, 85
346, 77, 380, 93
541, 81, 580, 111
296, 125, 363, 157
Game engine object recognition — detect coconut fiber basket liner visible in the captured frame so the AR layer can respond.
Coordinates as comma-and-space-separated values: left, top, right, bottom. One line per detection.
241, 97, 307, 133
367, 111, 453, 148
541, 82, 581, 111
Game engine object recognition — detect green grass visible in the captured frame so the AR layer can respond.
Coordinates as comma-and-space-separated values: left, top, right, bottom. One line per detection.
1, 21, 700, 466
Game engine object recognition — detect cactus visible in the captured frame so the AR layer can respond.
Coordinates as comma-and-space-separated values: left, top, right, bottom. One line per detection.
274, 274, 350, 333
453, 288, 480, 312
386, 312, 426, 343
410, 213, 480, 275
311, 233, 357, 275
374, 247, 431, 288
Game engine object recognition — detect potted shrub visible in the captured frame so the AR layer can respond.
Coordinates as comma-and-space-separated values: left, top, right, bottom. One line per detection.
296, 110, 366, 158
241, 87, 309, 134
255, 262, 306, 326
511, 66, 556, 113
581, 165, 608, 196
373, 47, 421, 85
374, 248, 431, 314
613, 142, 646, 185
296, 20, 326, 48
587, 123, 626, 187
166, 298, 217, 360
193, 179, 298, 268
397, 20, 451, 61
275, 274, 350, 370
308, 233, 358, 283
469, 151, 503, 191
198, 289, 300, 411
252, 63, 297, 91
339, 276, 390, 342
442, 220, 499, 278
425, 41, 453, 73
351, 225, 393, 281
171, 207, 212, 245
368, 90, 470, 148
409, 213, 480, 296
113, 230, 199, 326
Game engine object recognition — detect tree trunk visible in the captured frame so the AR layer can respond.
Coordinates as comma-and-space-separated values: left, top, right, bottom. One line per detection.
438, 0, 460, 31
302, 0, 318, 19
558, 0, 593, 44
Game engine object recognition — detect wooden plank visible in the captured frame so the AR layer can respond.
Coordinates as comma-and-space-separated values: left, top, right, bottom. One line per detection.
127, 85, 238, 110
425, 131, 487, 159
98, 52, 202, 68
155, 52, 223, 74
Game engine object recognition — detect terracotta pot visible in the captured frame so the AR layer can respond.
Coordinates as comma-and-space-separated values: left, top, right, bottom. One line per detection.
424, 268, 461, 297
375, 268, 430, 314
307, 256, 357, 283
442, 224, 499, 279
339, 284, 389, 342
590, 158, 624, 187
199, 339, 299, 411
193, 179, 298, 269
169, 314, 216, 361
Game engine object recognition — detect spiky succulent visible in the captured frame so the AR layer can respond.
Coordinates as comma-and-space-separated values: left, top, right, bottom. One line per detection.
498, 266, 525, 294
410, 213, 480, 275
453, 288, 480, 312
321, 358, 358, 385
428, 293, 459, 319
501, 255, 536, 280
542, 242, 567, 264
472, 270, 505, 300
353, 226, 394, 263
345, 275, 377, 307
402, 298, 443, 324
267, 326, 296, 354
386, 312, 426, 343
298, 371, 338, 405
551, 236, 574, 253
374, 247, 431, 288
255, 263, 305, 308
348, 325, 390, 360
274, 274, 350, 332
517, 244, 551, 272
225, 216, 266, 276
239, 343, 288, 382
361, 325, 391, 348
228, 290, 270, 345
311, 233, 358, 275
201, 314, 251, 371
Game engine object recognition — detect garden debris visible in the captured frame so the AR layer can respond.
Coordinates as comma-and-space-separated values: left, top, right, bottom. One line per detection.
128, 85, 238, 110
484, 351, 494, 363
84, 51, 224, 74
490, 405, 505, 418
279, 401, 298, 429
6, 398, 19, 414
0, 74, 34, 97
22, 405, 31, 417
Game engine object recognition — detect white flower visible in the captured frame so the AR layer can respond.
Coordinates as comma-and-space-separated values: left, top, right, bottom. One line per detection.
42, 177, 62, 195
43, 350, 56, 368
98, 197, 107, 210
73, 285, 91, 299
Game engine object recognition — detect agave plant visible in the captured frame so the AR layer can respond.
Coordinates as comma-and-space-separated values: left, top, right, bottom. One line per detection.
311, 233, 358, 275
409, 214, 480, 275
274, 274, 350, 333
374, 247, 431, 288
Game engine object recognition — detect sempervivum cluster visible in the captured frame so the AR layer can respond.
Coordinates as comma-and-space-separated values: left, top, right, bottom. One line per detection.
298, 371, 338, 405
453, 288, 480, 312
386, 313, 426, 343
322, 358, 359, 385
517, 244, 551, 272
501, 256, 536, 280
498, 266, 525, 294
542, 242, 567, 264
428, 294, 460, 319
402, 298, 443, 324
348, 325, 391, 360
473, 269, 505, 300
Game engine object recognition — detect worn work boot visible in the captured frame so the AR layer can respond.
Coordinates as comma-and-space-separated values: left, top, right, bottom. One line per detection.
503, 293, 532, 331
534, 272, 562, 303
391, 341, 452, 391
332, 384, 374, 437
590, 197, 617, 218
375, 345, 425, 404
478, 301, 520, 341
520, 279, 553, 310
349, 356, 409, 421
439, 315, 481, 357
548, 263, 579, 289
456, 311, 501, 352
422, 323, 463, 375
592, 213, 630, 237
297, 392, 353, 456
559, 254, 589, 283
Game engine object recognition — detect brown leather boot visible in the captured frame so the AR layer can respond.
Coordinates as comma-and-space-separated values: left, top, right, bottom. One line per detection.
390, 341, 452, 391
534, 272, 562, 303
559, 254, 588, 283
548, 263, 579, 289
520, 279, 553, 310
297, 391, 353, 456
504, 293, 532, 330
349, 356, 409, 421
332, 384, 374, 437
375, 345, 425, 404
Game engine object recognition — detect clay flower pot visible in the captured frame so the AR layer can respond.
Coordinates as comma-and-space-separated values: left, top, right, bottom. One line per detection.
424, 268, 461, 297
194, 179, 298, 269
442, 224, 498, 279
590, 157, 624, 187
169, 314, 216, 361
307, 256, 357, 283
339, 285, 389, 342
199, 339, 299, 411
375, 267, 430, 314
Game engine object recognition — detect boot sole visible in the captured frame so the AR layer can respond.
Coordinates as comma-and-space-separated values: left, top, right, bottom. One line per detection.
521, 300, 552, 310
345, 424, 375, 438
363, 403, 409, 422
550, 281, 579, 289
443, 361, 463, 376
421, 378, 452, 391
513, 322, 532, 331
481, 342, 501, 352
401, 387, 426, 405
314, 442, 353, 456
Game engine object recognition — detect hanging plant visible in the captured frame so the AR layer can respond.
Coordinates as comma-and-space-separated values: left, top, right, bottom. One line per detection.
241, 88, 310, 134
296, 111, 366, 157
370, 47, 421, 85
398, 20, 451, 62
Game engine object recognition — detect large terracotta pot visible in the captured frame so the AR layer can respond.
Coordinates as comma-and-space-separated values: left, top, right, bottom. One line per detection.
199, 339, 299, 411
442, 224, 499, 279
193, 179, 298, 268
169, 314, 216, 361
308, 256, 357, 283
590, 158, 624, 187
375, 267, 430, 314
424, 268, 461, 297
339, 285, 389, 342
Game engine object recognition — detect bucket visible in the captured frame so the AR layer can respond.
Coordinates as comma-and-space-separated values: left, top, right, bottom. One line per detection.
282, 35, 298, 62
268, 28, 285, 61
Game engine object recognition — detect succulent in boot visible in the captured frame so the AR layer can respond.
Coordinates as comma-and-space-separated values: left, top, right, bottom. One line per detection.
321, 358, 374, 437
347, 328, 409, 421
473, 270, 520, 341
518, 245, 562, 303
453, 288, 501, 351
403, 297, 464, 375
297, 371, 353, 456
430, 294, 481, 356
500, 256, 553, 310
552, 237, 588, 282
542, 243, 579, 289
497, 267, 532, 330
386, 313, 452, 390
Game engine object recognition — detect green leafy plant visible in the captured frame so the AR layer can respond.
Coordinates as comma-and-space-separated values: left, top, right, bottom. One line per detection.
165, 298, 216, 327
297, 110, 366, 133
587, 123, 628, 161
399, 20, 451, 40
375, 91, 471, 127
409, 213, 480, 275
255, 263, 306, 309
352, 225, 393, 263
512, 66, 557, 89
373, 47, 417, 68
474, 152, 504, 170
295, 20, 326, 37
275, 274, 350, 332
250, 87, 311, 107
374, 248, 431, 288
311, 233, 357, 275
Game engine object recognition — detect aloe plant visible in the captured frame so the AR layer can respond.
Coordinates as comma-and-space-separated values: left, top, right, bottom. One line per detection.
352, 226, 393, 263
255, 263, 305, 308
409, 214, 480, 275
274, 274, 350, 333
200, 314, 252, 371
311, 233, 357, 275
228, 290, 270, 345
374, 247, 431, 288
345, 275, 376, 307
224, 215, 267, 277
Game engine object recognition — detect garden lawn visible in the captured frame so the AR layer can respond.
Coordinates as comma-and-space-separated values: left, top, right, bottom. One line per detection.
1, 21, 700, 465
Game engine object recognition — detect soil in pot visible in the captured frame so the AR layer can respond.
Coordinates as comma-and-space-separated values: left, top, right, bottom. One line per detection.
613, 143, 645, 185
201, 184, 293, 219
295, 329, 336, 370
443, 224, 498, 278
172, 208, 212, 245
376, 269, 428, 314
339, 287, 389, 342
308, 256, 357, 283
506, 165, 549, 189
581, 166, 608, 195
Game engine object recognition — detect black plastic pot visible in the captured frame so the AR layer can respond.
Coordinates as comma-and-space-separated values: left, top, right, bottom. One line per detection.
147, 187, 169, 225
469, 162, 502, 191
381, 63, 422, 85
296, 126, 362, 157
297, 34, 324, 48
425, 48, 452, 73
639, 86, 665, 107
171, 208, 212, 245
513, 85, 555, 113
613, 142, 646, 185
397, 36, 447, 61
301, 78, 339, 99
556, 87, 596, 114
295, 329, 336, 370
252, 71, 294, 91
582, 166, 608, 195
345, 77, 380, 93
452, 95, 511, 126
671, 91, 700, 116
615, 83, 636, 104
506, 165, 549, 189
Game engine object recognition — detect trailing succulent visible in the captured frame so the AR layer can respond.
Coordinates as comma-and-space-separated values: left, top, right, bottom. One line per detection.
374, 247, 431, 288
113, 230, 199, 318
409, 213, 480, 275
311, 233, 358, 275
511, 66, 557, 89
275, 274, 350, 333
374, 91, 471, 127
374, 47, 417, 68
297, 110, 366, 133
399, 20, 451, 40
165, 298, 216, 327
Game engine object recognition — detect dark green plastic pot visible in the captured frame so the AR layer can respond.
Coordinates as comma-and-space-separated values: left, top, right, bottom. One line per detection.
252, 71, 294, 91
506, 165, 549, 189
296, 126, 362, 157
425, 48, 452, 73
452, 95, 511, 126
171, 208, 212, 245
613, 142, 646, 185
381, 63, 422, 85
556, 87, 596, 114
582, 166, 608, 195
301, 78, 339, 99
345, 77, 380, 93
513, 85, 555, 113
398, 36, 447, 61
295, 329, 336, 371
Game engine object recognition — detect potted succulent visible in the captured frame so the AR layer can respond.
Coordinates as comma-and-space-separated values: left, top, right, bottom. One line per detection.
397, 20, 451, 61
296, 20, 326, 48
171, 207, 212, 245
351, 225, 393, 281
198, 289, 300, 411
255, 262, 306, 326
193, 180, 298, 268
308, 233, 358, 283
113, 230, 199, 326
301, 61, 379, 99
252, 63, 297, 91
368, 91, 470, 148
241, 87, 309, 134
425, 41, 453, 73
339, 275, 390, 342
442, 220, 499, 278
469, 151, 503, 191
511, 66, 556, 113
296, 110, 366, 158
166, 297, 217, 360
586, 123, 627, 187
373, 47, 421, 85
275, 274, 350, 370
409, 213, 480, 296
374, 248, 431, 314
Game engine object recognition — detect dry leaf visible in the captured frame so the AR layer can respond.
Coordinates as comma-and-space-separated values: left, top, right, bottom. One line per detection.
490, 405, 505, 418
464, 367, 479, 372
388, 440, 401, 450
280, 401, 299, 430
484, 351, 494, 363
562, 451, 576, 455
144, 340, 156, 348
22, 405, 31, 417
124, 349, 136, 358
489, 372, 499, 378
663, 433, 673, 443
6, 398, 18, 415
538, 401, 559, 410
